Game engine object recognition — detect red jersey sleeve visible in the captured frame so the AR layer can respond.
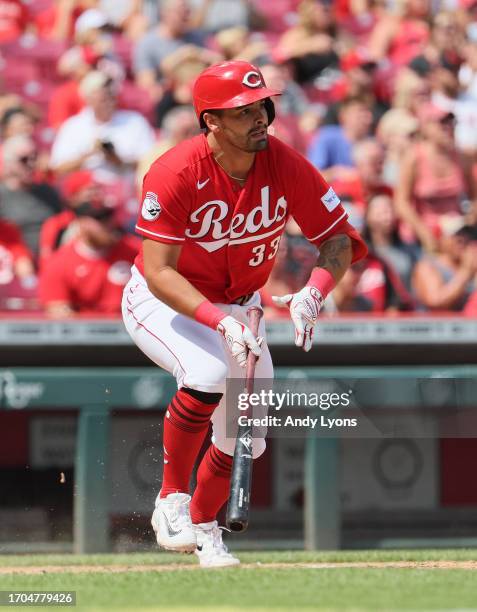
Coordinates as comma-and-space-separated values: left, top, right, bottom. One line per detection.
0, 220, 31, 261
135, 162, 191, 245
289, 155, 367, 263
39, 254, 69, 305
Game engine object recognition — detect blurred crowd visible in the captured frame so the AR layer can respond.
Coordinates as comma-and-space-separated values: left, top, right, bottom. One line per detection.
1, 0, 477, 318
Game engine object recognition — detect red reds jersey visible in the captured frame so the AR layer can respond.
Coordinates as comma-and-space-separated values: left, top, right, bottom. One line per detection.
0, 220, 31, 285
135, 134, 367, 303
39, 236, 138, 313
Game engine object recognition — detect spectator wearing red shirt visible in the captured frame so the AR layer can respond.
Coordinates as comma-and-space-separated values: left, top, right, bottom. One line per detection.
0, 219, 35, 286
0, 0, 30, 44
39, 200, 138, 317
39, 169, 103, 266
48, 46, 90, 130
0, 219, 38, 311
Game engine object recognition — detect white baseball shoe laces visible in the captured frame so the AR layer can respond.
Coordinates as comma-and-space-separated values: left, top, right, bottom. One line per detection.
194, 520, 240, 568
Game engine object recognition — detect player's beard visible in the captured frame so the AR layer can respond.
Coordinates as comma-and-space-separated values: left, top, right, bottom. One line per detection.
244, 128, 269, 152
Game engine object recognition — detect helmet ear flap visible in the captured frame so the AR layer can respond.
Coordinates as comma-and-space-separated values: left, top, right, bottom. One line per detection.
264, 98, 275, 125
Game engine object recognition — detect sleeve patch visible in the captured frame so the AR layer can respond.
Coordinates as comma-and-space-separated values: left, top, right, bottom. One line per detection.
141, 192, 162, 221
321, 187, 340, 212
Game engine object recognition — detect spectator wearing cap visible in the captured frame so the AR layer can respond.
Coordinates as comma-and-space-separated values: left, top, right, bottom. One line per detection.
74, 8, 124, 79
39, 169, 103, 266
323, 49, 380, 126
39, 199, 138, 317
133, 0, 207, 103
48, 11, 124, 130
395, 102, 476, 252
412, 219, 477, 311
0, 135, 62, 258
307, 96, 373, 181
49, 70, 155, 181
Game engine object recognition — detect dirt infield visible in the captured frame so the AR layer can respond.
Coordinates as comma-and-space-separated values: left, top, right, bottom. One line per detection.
2, 560, 477, 574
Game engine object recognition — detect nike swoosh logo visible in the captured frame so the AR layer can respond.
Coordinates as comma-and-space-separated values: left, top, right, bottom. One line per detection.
162, 512, 181, 537
197, 178, 210, 190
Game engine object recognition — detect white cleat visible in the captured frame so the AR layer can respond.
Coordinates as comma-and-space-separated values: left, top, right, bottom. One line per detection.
194, 520, 240, 568
151, 493, 197, 553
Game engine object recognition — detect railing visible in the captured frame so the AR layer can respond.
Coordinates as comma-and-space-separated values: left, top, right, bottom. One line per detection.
2, 365, 476, 552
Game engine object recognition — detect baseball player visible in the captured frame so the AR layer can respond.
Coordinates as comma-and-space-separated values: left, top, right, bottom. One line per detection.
122, 61, 367, 568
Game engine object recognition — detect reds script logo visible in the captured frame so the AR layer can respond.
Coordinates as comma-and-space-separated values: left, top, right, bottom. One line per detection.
141, 192, 161, 221
185, 186, 287, 252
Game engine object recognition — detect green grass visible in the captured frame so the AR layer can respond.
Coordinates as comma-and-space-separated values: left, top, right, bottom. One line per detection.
0, 551, 477, 611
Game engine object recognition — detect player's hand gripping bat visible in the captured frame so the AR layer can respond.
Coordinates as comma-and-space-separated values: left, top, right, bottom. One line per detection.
226, 306, 263, 532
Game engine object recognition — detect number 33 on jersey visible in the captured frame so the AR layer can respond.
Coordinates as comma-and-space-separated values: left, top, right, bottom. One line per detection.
134, 133, 367, 304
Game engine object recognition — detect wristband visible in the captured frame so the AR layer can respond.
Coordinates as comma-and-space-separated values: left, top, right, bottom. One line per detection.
306, 268, 336, 299
194, 300, 226, 330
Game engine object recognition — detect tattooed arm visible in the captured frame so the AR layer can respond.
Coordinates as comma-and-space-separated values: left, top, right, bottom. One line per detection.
315, 233, 353, 283
272, 233, 353, 351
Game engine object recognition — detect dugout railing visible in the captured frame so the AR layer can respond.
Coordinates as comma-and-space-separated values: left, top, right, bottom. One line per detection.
1, 364, 477, 553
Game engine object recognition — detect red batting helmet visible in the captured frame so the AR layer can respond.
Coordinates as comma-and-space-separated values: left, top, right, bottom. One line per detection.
192, 61, 282, 129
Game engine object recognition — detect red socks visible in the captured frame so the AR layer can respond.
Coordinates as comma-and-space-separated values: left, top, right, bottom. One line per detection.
190, 445, 233, 524
159, 387, 234, 523
160, 388, 219, 498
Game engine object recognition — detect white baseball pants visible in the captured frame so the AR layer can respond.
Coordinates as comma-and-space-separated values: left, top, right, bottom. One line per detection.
122, 266, 273, 458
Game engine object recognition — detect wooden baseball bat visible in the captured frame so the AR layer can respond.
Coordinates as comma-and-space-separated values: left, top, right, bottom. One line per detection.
226, 306, 263, 533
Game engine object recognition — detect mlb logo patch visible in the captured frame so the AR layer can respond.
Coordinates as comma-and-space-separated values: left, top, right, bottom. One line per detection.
321, 187, 340, 212
141, 192, 161, 221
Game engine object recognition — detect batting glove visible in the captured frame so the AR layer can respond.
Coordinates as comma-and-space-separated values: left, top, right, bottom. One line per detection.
217, 315, 263, 367
272, 286, 324, 352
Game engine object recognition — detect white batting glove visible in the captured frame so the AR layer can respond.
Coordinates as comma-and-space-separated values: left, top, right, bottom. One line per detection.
217, 315, 262, 367
272, 286, 324, 352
